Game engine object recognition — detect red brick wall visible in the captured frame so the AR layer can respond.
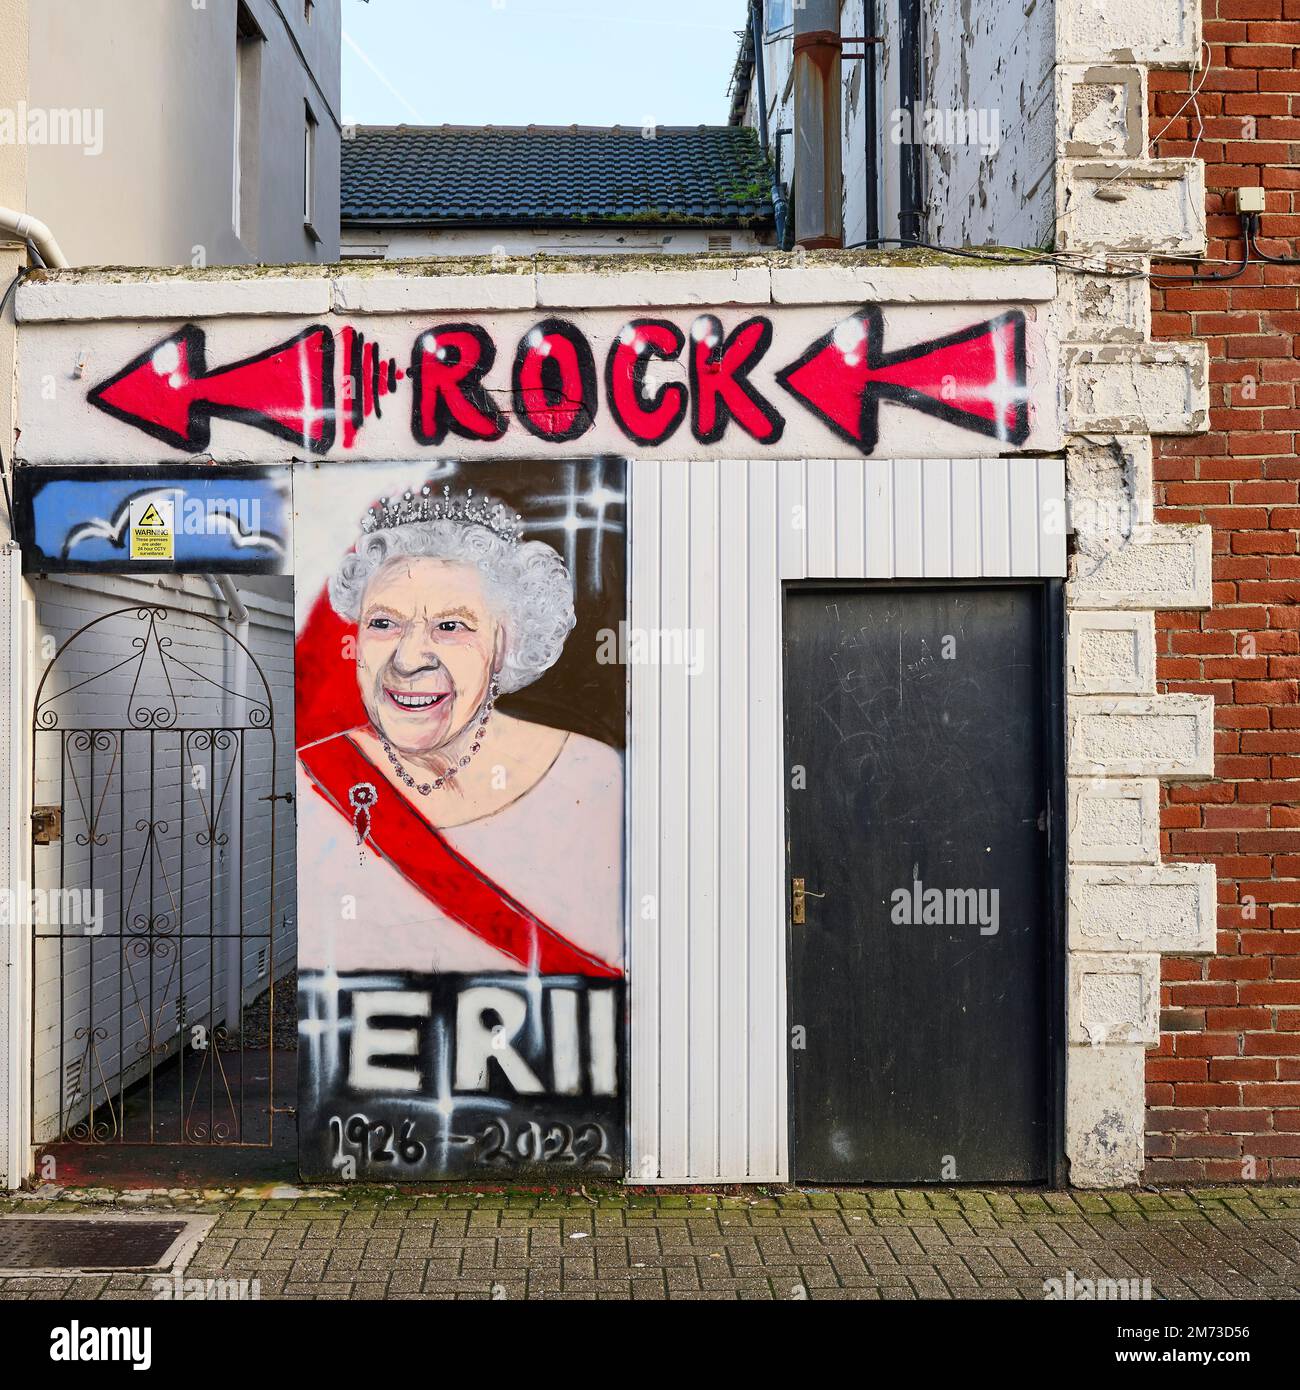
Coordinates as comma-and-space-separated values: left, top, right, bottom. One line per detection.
1147, 0, 1300, 1182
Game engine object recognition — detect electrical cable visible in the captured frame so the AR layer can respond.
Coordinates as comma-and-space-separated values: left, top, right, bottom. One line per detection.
1152, 207, 1300, 284
0, 261, 26, 321
1152, 233, 1252, 286
0, 448, 14, 543
848, 45, 1259, 288
847, 235, 1150, 279
846, 216, 1285, 285
1245, 213, 1300, 266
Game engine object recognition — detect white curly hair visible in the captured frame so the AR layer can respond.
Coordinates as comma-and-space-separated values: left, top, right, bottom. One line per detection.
329, 511, 576, 695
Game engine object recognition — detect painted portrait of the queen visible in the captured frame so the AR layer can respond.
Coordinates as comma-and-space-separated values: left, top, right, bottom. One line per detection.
295, 480, 623, 983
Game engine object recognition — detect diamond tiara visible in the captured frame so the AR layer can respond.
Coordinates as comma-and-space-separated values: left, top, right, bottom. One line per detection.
360, 484, 523, 544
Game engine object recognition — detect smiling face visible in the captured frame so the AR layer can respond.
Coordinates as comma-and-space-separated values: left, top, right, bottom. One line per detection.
355, 556, 502, 757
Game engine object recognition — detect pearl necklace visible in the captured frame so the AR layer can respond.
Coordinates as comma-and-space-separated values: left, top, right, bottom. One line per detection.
381, 681, 497, 795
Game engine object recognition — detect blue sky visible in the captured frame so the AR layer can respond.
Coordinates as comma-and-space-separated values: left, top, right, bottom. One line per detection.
342, 0, 751, 128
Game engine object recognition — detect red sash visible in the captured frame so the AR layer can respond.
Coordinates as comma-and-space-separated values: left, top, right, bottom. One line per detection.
298, 732, 621, 980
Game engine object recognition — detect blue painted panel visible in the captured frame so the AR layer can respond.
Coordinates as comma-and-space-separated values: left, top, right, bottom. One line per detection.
15, 466, 291, 573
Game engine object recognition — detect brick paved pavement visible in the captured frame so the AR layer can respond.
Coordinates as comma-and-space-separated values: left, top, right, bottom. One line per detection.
1, 1185, 1298, 1300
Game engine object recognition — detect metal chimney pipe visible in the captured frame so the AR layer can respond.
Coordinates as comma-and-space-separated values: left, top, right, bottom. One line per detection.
792, 0, 843, 249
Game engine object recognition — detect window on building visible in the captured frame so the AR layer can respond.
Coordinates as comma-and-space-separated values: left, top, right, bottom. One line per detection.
304, 102, 319, 235
766, 0, 793, 33
234, 3, 262, 240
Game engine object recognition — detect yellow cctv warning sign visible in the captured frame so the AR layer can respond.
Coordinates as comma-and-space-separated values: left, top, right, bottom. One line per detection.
129, 497, 175, 561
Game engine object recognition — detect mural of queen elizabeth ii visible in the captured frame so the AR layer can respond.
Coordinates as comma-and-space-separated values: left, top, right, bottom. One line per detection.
295, 463, 625, 1179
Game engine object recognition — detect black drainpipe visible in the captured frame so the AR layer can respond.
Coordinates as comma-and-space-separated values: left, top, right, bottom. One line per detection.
863, 0, 880, 244
898, 0, 924, 241
750, 0, 791, 250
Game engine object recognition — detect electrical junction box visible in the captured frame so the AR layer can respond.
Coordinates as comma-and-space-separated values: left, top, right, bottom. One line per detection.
1238, 187, 1266, 215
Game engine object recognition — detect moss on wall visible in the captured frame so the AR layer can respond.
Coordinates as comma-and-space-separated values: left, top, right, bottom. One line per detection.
27, 244, 1049, 286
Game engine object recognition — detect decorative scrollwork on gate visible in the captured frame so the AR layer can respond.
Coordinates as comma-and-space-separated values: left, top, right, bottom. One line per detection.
65, 1027, 119, 1144
33, 605, 272, 731
31, 603, 281, 1149
67, 731, 118, 846
185, 730, 240, 848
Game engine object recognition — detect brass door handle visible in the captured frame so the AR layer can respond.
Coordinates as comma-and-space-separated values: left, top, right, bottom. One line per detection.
791, 877, 826, 924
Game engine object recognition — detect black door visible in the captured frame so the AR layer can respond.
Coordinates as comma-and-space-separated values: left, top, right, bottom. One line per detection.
784, 583, 1060, 1183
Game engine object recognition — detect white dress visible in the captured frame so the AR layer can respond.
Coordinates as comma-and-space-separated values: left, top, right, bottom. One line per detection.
296, 728, 624, 977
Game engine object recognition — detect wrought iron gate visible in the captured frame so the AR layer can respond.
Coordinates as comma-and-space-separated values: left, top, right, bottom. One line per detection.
30, 604, 284, 1147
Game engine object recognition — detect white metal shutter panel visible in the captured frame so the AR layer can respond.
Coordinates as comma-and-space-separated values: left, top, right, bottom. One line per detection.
627, 456, 1065, 1182
0, 544, 25, 1188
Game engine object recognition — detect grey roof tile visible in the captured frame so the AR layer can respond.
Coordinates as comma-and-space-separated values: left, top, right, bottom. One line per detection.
341, 124, 774, 228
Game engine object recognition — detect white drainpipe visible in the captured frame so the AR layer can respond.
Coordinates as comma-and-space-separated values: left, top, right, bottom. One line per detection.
1, 543, 30, 1187
0, 209, 69, 269
204, 576, 250, 1039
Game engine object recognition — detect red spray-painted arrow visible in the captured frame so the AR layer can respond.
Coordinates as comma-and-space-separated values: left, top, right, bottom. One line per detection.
776, 307, 1029, 455
88, 323, 336, 454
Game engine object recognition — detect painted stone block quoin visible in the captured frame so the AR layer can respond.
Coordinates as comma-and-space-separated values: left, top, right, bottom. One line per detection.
20, 301, 1058, 462
294, 459, 627, 1180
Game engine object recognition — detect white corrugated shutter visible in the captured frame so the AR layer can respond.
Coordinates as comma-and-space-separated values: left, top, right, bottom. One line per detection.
0, 543, 27, 1189
628, 456, 1065, 1181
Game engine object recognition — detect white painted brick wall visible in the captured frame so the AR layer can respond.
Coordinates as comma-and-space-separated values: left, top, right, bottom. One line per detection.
0, 547, 24, 1189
